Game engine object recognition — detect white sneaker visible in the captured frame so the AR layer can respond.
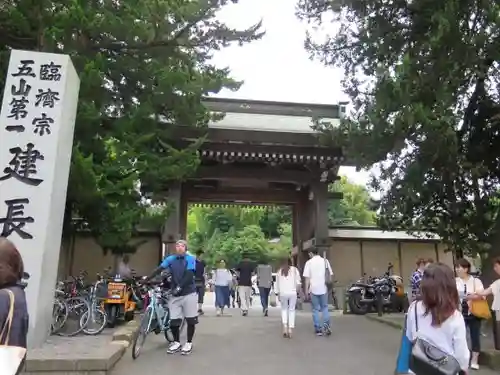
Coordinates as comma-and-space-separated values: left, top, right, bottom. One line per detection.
167, 341, 181, 354
470, 362, 480, 370
181, 342, 193, 355
216, 308, 221, 316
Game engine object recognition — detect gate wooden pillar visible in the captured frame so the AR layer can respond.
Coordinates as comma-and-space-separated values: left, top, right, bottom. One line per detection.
312, 181, 330, 255
162, 182, 183, 255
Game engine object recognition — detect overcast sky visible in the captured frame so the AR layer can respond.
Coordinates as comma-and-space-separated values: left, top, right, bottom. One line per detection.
209, 0, 376, 194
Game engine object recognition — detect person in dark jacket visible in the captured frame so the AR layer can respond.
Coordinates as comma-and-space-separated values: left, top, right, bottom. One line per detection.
0, 237, 28, 348
0, 237, 29, 374
194, 250, 206, 315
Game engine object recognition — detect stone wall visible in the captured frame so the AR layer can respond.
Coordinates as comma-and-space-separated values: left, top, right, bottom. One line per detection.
57, 233, 162, 279
328, 240, 453, 287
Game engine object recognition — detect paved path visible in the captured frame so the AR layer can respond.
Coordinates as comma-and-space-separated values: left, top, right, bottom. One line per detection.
111, 299, 497, 375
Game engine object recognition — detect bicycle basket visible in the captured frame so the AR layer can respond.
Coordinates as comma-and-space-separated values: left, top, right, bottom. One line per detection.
95, 283, 109, 299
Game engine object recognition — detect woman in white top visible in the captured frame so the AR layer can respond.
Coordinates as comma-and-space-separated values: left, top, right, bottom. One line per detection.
406, 263, 469, 373
471, 257, 500, 310
275, 257, 301, 338
455, 258, 484, 370
213, 260, 233, 316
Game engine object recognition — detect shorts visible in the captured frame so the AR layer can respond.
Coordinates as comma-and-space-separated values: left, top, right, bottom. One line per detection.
169, 292, 198, 319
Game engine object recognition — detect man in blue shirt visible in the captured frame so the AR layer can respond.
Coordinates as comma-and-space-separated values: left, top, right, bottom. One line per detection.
145, 240, 198, 355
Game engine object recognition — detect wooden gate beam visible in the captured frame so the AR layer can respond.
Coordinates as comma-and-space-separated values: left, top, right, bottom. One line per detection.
183, 186, 301, 204
196, 165, 315, 183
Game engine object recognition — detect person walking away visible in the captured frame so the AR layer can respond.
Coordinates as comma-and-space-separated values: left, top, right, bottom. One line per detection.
213, 260, 232, 316
144, 240, 198, 355
257, 261, 273, 316
237, 255, 256, 316
194, 250, 206, 315
456, 258, 484, 370
117, 254, 133, 279
0, 237, 29, 375
303, 248, 333, 336
406, 262, 469, 374
275, 257, 301, 338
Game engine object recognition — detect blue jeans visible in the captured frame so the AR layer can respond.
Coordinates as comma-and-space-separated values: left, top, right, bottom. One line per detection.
215, 285, 230, 308
311, 293, 330, 330
259, 287, 271, 310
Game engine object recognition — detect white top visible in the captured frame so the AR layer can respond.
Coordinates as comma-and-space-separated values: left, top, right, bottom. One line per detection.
303, 255, 333, 295
117, 261, 132, 278
275, 267, 301, 296
488, 279, 500, 310
406, 302, 470, 371
456, 276, 484, 315
214, 268, 233, 286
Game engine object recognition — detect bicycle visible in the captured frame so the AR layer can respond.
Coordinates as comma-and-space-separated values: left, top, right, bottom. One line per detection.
51, 287, 69, 335
52, 275, 91, 337
80, 278, 107, 335
131, 282, 185, 360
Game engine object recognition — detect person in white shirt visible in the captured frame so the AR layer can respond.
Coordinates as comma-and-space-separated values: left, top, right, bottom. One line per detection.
213, 260, 233, 316
455, 258, 483, 370
303, 248, 333, 336
275, 257, 301, 338
406, 263, 470, 374
471, 257, 500, 311
117, 255, 132, 279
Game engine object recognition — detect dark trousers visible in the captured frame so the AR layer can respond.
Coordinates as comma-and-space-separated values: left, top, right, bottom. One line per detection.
465, 315, 482, 352
195, 285, 205, 304
259, 287, 271, 310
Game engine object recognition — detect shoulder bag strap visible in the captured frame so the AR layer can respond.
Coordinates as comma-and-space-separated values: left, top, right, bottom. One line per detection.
0, 289, 15, 346
414, 301, 419, 332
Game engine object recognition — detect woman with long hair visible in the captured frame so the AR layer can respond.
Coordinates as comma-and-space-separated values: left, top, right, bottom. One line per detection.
406, 262, 469, 373
275, 257, 301, 338
0, 237, 29, 374
455, 258, 484, 370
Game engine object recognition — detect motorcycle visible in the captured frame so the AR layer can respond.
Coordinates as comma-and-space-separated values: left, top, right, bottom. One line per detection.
99, 268, 137, 327
346, 263, 406, 315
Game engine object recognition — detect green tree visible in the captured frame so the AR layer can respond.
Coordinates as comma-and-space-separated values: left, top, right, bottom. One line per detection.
1, 0, 263, 253
296, 0, 500, 269
329, 177, 376, 226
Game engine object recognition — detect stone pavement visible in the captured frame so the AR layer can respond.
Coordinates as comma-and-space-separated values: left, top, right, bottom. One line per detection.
22, 321, 138, 374
110, 300, 497, 375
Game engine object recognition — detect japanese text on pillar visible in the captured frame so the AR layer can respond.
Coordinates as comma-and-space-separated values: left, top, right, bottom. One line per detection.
0, 58, 63, 239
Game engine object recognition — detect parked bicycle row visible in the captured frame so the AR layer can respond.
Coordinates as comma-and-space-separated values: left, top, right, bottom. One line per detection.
51, 268, 149, 336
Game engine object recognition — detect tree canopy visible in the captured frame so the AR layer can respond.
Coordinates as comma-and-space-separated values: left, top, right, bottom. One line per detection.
0, 0, 263, 252
296, 0, 500, 262
329, 176, 376, 226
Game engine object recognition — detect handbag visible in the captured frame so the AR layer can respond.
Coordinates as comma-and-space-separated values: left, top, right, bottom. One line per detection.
470, 278, 491, 320
324, 257, 333, 290
269, 290, 277, 307
0, 290, 27, 375
409, 302, 461, 375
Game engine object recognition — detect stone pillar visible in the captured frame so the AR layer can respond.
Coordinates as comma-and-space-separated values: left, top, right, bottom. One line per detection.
0, 50, 80, 347
162, 182, 182, 255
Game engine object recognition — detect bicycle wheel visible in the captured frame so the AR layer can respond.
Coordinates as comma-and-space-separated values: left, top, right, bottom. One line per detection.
132, 308, 152, 360
57, 297, 90, 336
51, 298, 68, 335
81, 307, 107, 335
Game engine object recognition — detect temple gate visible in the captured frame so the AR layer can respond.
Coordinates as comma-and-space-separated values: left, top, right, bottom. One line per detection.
162, 97, 347, 271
